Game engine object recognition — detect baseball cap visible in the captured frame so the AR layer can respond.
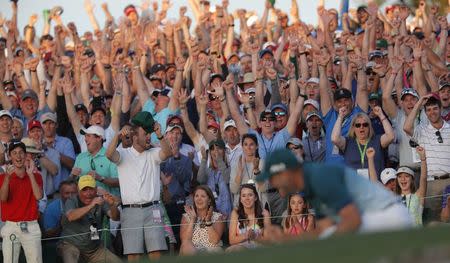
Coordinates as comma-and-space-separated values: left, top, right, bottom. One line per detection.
21, 137, 44, 154
149, 64, 166, 75
439, 81, 449, 91
124, 4, 137, 16
131, 111, 155, 134
8, 140, 26, 154
149, 75, 163, 82
368, 92, 380, 101
304, 99, 319, 111
166, 124, 183, 133
21, 89, 38, 101
376, 39, 388, 49
260, 109, 275, 120
306, 77, 319, 85
28, 120, 42, 131
271, 103, 288, 113
209, 73, 224, 84
0, 110, 12, 119
245, 88, 256, 94
262, 42, 277, 51
223, 119, 237, 131
207, 121, 220, 130
334, 89, 352, 101
78, 175, 96, 190
368, 50, 384, 60
6, 91, 17, 98
258, 149, 301, 182
305, 111, 322, 122
75, 104, 88, 114
380, 168, 397, 184
400, 88, 419, 100
286, 138, 303, 148
167, 114, 183, 126
259, 49, 274, 59
396, 166, 415, 177
40, 112, 57, 123
208, 139, 226, 149
80, 125, 105, 139
238, 73, 255, 87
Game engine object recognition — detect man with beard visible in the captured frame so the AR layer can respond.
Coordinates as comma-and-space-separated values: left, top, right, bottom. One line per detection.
404, 93, 450, 222
106, 111, 172, 261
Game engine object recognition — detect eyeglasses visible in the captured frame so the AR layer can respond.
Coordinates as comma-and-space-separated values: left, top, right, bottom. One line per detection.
273, 111, 287, 117
208, 94, 219, 101
261, 117, 275, 122
90, 158, 96, 171
354, 122, 369, 128
436, 131, 443, 143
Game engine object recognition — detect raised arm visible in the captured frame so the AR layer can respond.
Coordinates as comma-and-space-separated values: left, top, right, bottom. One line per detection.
380, 60, 399, 119
224, 78, 249, 136
286, 84, 305, 136
62, 73, 82, 134
84, 0, 100, 32
132, 57, 150, 107
366, 148, 378, 182
403, 95, 430, 137
415, 146, 427, 204
350, 54, 368, 112
331, 107, 347, 151
316, 50, 333, 116
372, 106, 394, 148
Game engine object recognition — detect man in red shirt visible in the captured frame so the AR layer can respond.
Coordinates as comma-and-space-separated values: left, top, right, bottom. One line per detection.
0, 140, 43, 263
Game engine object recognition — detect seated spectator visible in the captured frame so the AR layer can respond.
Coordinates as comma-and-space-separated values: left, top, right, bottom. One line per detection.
396, 147, 428, 226
58, 175, 121, 263
227, 184, 271, 251
179, 185, 225, 255
282, 193, 315, 236
198, 139, 232, 219
331, 107, 394, 178
0, 140, 43, 263
43, 180, 77, 238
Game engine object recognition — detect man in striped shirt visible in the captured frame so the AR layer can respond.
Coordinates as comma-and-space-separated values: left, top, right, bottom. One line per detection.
404, 93, 450, 222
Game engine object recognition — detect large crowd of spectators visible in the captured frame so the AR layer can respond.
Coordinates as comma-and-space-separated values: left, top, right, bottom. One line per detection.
0, 0, 449, 262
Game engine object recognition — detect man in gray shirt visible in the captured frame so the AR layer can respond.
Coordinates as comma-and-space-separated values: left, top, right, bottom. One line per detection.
303, 112, 325, 163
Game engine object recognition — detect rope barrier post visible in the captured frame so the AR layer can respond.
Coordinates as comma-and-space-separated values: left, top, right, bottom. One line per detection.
10, 234, 16, 263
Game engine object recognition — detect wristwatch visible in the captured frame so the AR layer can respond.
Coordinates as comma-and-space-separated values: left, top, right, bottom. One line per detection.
299, 93, 308, 100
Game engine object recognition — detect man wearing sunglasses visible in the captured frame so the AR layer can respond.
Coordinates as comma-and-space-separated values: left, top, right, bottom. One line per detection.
271, 103, 288, 131
404, 93, 450, 222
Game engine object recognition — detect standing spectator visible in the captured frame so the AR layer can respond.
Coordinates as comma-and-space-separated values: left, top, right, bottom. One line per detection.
179, 185, 225, 255
302, 112, 325, 163
106, 111, 172, 261
40, 112, 75, 192
197, 140, 232, 219
0, 140, 43, 263
404, 94, 450, 221
72, 125, 119, 196
223, 119, 243, 170
331, 107, 394, 178
58, 175, 121, 263
11, 117, 24, 140
43, 180, 77, 238
0, 110, 13, 164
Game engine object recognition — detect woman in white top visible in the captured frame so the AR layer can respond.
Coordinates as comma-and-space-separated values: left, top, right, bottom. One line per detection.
180, 185, 225, 255
230, 134, 268, 207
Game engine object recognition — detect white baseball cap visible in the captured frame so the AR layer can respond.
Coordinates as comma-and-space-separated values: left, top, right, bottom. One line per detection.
80, 125, 105, 139
223, 119, 237, 131
306, 77, 319, 85
0, 110, 12, 119
40, 112, 57, 123
304, 99, 319, 110
380, 168, 397, 184
166, 124, 183, 133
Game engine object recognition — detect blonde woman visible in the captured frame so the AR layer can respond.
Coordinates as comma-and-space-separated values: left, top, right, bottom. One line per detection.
331, 106, 394, 177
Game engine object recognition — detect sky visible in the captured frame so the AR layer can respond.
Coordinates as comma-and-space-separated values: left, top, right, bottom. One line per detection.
0, 0, 368, 36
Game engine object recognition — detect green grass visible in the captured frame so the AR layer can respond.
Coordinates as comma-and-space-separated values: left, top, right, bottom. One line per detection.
152, 225, 450, 263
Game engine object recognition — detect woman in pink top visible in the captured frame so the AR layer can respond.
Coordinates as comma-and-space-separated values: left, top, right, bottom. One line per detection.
282, 193, 315, 236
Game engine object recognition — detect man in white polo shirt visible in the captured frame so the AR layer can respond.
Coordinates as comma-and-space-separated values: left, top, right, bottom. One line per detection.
404, 93, 450, 222
106, 111, 172, 261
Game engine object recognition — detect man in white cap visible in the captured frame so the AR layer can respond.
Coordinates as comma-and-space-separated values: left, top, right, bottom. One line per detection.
302, 99, 320, 122
223, 118, 242, 169
71, 125, 119, 196
379, 168, 397, 192
305, 78, 320, 101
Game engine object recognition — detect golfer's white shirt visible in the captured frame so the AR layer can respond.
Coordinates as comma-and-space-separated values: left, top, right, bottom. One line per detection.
116, 146, 162, 205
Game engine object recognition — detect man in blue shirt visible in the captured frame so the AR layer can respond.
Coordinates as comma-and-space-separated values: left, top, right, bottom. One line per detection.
258, 149, 413, 238
43, 180, 78, 237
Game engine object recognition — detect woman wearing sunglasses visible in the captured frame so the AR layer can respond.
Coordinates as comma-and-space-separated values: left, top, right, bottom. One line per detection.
227, 184, 271, 251
331, 106, 394, 177
230, 134, 268, 207
179, 185, 225, 255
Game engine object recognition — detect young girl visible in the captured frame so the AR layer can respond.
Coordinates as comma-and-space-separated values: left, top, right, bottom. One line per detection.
396, 146, 427, 226
282, 193, 315, 236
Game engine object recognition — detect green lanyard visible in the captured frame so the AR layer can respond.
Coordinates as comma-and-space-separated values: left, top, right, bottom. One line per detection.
356, 139, 370, 168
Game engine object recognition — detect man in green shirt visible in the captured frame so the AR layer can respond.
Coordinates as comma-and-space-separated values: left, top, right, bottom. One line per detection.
58, 175, 121, 263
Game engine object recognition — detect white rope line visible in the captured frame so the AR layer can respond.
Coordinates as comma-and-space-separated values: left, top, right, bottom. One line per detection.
6, 192, 450, 243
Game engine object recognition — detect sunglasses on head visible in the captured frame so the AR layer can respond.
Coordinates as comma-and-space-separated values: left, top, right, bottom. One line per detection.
261, 117, 275, 122
354, 122, 369, 128
273, 111, 286, 117
436, 131, 443, 143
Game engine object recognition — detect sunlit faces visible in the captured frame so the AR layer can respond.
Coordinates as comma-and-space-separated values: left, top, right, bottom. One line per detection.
306, 115, 323, 136
166, 127, 182, 146
272, 108, 288, 130
28, 126, 43, 142
20, 98, 38, 118
334, 97, 353, 115
240, 55, 252, 73
0, 115, 12, 134
9, 146, 26, 170
260, 114, 275, 134
42, 120, 57, 138
11, 119, 23, 140
424, 104, 442, 124
240, 187, 257, 209
353, 116, 370, 140
224, 126, 240, 147
133, 126, 152, 151
439, 86, 449, 108
77, 110, 89, 127
289, 194, 306, 215
89, 110, 106, 127
79, 186, 97, 206
242, 136, 258, 157
84, 133, 103, 154
401, 94, 419, 115
306, 83, 319, 100
193, 188, 211, 210
397, 173, 413, 193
